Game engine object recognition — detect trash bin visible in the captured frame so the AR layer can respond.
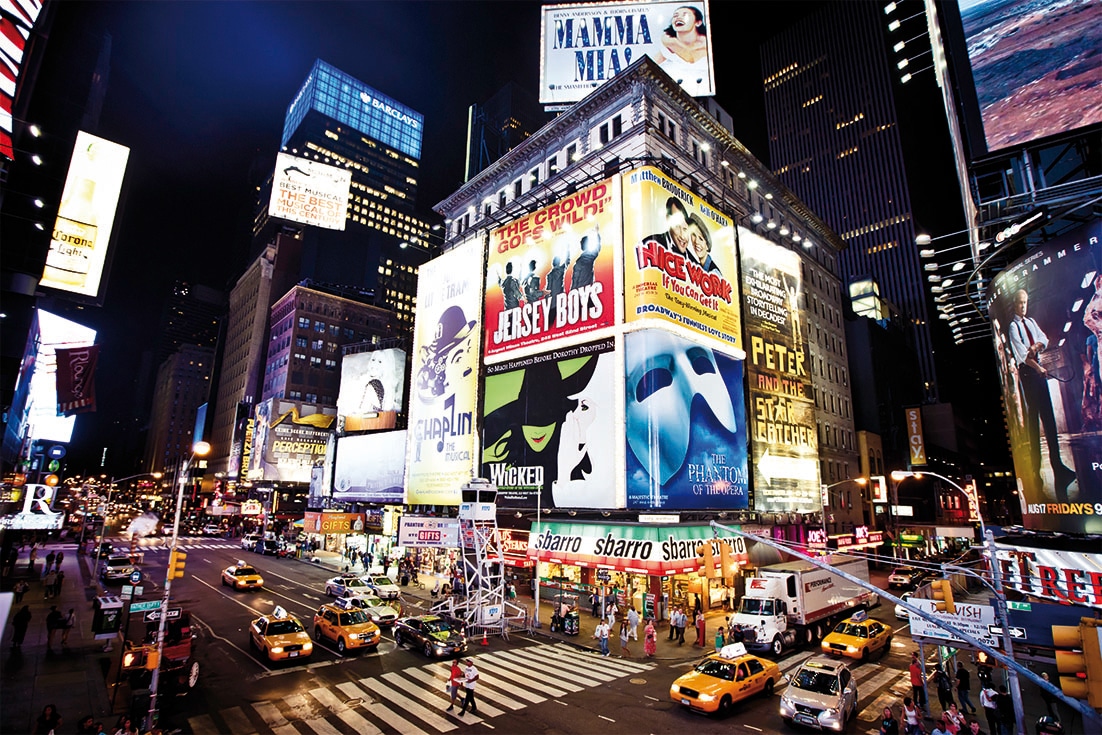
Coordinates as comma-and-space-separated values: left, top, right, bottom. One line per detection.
564, 610, 580, 636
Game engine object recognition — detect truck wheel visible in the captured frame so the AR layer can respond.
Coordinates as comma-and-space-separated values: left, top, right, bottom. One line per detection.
188, 661, 200, 689
771, 637, 784, 656
803, 628, 813, 645
813, 624, 824, 640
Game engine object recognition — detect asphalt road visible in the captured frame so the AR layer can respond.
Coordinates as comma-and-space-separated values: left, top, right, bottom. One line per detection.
114, 537, 922, 735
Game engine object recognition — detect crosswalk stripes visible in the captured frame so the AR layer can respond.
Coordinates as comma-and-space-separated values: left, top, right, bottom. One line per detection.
187, 643, 653, 734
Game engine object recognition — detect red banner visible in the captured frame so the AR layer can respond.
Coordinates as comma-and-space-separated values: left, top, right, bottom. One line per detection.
55, 345, 99, 415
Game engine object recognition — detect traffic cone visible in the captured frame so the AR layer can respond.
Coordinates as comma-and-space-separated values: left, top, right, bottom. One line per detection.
481, 631, 488, 646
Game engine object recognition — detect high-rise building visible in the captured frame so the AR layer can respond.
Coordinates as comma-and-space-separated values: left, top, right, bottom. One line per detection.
143, 344, 215, 474
152, 281, 225, 369
464, 82, 547, 182
760, 3, 937, 402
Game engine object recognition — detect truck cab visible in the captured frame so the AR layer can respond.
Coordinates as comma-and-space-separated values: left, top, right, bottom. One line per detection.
730, 577, 795, 656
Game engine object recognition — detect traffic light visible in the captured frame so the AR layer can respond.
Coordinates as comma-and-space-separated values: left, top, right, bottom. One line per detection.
719, 540, 735, 585
122, 643, 147, 669
144, 650, 160, 671
931, 579, 956, 615
695, 541, 717, 579
168, 549, 187, 579
1053, 618, 1102, 707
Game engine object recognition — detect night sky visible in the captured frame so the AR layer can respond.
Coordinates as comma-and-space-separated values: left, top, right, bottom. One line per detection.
12, 1, 967, 474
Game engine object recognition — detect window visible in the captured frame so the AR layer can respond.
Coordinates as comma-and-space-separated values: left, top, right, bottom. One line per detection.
310, 356, 322, 368
547, 155, 558, 174
314, 321, 326, 333
514, 179, 522, 198
599, 123, 610, 145
295, 337, 307, 349
329, 325, 340, 336
324, 359, 337, 371
530, 168, 539, 186
499, 191, 506, 207
566, 143, 577, 163
297, 317, 310, 329
612, 114, 622, 138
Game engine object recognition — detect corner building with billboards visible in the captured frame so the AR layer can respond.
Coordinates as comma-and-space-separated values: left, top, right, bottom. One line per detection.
420, 56, 862, 618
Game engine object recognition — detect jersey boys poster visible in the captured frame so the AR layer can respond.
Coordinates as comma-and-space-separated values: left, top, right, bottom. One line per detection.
739, 228, 821, 514
406, 240, 483, 505
482, 338, 617, 509
485, 178, 618, 359
624, 329, 748, 510
623, 166, 741, 351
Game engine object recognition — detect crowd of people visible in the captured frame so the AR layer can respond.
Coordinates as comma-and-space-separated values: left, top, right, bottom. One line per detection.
892, 653, 1026, 735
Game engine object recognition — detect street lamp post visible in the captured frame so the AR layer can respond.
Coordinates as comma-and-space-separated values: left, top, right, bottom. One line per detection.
820, 477, 867, 533
892, 470, 1026, 735
147, 441, 209, 731
532, 490, 542, 629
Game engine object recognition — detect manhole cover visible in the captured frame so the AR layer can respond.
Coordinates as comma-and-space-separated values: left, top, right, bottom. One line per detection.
629, 677, 647, 685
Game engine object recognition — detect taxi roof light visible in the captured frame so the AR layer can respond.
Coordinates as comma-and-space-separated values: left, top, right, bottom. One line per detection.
273, 606, 289, 619
719, 643, 748, 659
237, 560, 246, 567
334, 597, 356, 610
850, 610, 868, 622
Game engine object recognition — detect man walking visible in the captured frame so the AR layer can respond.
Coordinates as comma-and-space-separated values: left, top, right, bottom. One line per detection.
594, 619, 610, 656
458, 659, 479, 716
43, 569, 57, 599
980, 680, 1001, 735
54, 550, 64, 572
46, 605, 62, 649
956, 661, 977, 714
677, 608, 687, 645
667, 606, 678, 641
445, 659, 463, 713
909, 653, 928, 713
44, 550, 55, 577
627, 606, 640, 641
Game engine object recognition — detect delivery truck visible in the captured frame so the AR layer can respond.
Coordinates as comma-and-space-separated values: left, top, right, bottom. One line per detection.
729, 557, 879, 656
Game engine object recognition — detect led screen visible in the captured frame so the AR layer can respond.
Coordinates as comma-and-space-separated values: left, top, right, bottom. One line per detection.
405, 239, 483, 505
482, 338, 618, 509
739, 228, 821, 515
624, 329, 748, 510
485, 177, 618, 359
40, 131, 130, 300
336, 347, 407, 431
0, 0, 45, 159
245, 398, 335, 483
987, 219, 1101, 534
269, 152, 352, 230
540, 1, 715, 103
960, 0, 1102, 152
622, 166, 740, 350
334, 431, 407, 503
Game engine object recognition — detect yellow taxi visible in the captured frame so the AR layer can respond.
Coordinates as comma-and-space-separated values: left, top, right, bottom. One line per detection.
312, 598, 382, 654
820, 609, 893, 661
670, 643, 781, 716
249, 607, 313, 662
221, 560, 264, 590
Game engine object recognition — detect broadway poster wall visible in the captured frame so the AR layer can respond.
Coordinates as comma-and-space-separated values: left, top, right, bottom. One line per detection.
406, 239, 483, 505
624, 329, 747, 509
246, 398, 336, 483
333, 431, 407, 504
336, 347, 407, 432
482, 338, 617, 509
987, 220, 1101, 534
485, 178, 618, 359
739, 228, 821, 515
623, 166, 740, 351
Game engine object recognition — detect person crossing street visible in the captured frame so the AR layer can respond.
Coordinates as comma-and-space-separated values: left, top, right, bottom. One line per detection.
594, 619, 611, 656
458, 659, 479, 716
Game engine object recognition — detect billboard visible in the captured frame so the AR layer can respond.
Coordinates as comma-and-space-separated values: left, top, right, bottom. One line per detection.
987, 219, 1101, 534
406, 239, 483, 505
539, 1, 715, 103
269, 152, 352, 230
482, 338, 618, 509
623, 166, 740, 349
336, 347, 407, 431
958, 0, 1101, 153
246, 398, 335, 483
624, 329, 747, 510
739, 228, 821, 514
485, 178, 618, 359
398, 516, 460, 548
54, 345, 99, 416
1, 0, 45, 159
333, 431, 407, 504
40, 131, 130, 300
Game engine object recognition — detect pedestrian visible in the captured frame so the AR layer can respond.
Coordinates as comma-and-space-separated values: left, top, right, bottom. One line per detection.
644, 619, 657, 658
43, 569, 57, 599
996, 686, 1014, 735
605, 599, 617, 626
113, 716, 137, 735
976, 661, 993, 690
979, 681, 1000, 735
594, 618, 610, 656
966, 721, 982, 735
1039, 672, 1060, 722
667, 606, 678, 640
677, 608, 687, 645
902, 697, 924, 735
11, 605, 31, 647
458, 658, 479, 716
694, 610, 706, 647
445, 659, 463, 712
944, 703, 963, 734
910, 653, 928, 711
930, 717, 949, 735
619, 618, 630, 656
591, 592, 601, 618
44, 550, 55, 577
956, 662, 977, 714
13, 579, 29, 603
935, 665, 956, 711
54, 549, 64, 571
33, 704, 62, 734
76, 715, 96, 734
53, 569, 65, 597
61, 608, 76, 646
28, 546, 38, 571
627, 605, 639, 640
715, 626, 725, 652
880, 705, 900, 735
46, 605, 62, 649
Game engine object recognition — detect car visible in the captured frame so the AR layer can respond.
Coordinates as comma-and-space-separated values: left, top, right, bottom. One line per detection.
100, 555, 138, 583
221, 561, 265, 590
340, 593, 401, 626
254, 538, 281, 556
202, 525, 223, 537
249, 607, 313, 662
241, 533, 262, 551
312, 599, 382, 653
670, 643, 780, 716
888, 566, 926, 590
820, 610, 893, 661
324, 574, 372, 597
894, 592, 913, 620
779, 656, 858, 731
393, 615, 467, 658
365, 575, 401, 600
92, 541, 115, 559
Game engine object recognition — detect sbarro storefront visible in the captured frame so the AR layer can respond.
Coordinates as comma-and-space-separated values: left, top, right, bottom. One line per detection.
528, 521, 750, 622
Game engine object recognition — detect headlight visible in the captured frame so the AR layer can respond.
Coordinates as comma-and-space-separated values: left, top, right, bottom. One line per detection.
698, 693, 715, 702
348, 633, 359, 640
671, 684, 681, 694
302, 642, 312, 651
270, 646, 283, 654
826, 707, 839, 716
847, 645, 858, 653
780, 697, 795, 715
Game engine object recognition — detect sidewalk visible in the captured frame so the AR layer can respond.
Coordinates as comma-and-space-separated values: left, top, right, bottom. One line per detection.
1, 541, 120, 734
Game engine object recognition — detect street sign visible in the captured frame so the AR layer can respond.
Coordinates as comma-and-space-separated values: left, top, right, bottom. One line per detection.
130, 600, 162, 613
909, 599, 999, 647
989, 625, 1027, 640
143, 607, 181, 623
47, 445, 66, 460
1008, 601, 1032, 612
129, 570, 142, 584
596, 569, 611, 582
